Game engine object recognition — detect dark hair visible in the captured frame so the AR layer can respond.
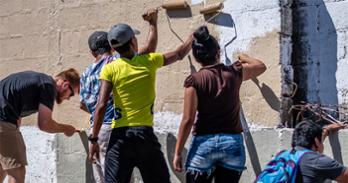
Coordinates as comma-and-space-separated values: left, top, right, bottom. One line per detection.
192, 26, 220, 65
291, 120, 323, 149
88, 31, 111, 55
112, 39, 132, 54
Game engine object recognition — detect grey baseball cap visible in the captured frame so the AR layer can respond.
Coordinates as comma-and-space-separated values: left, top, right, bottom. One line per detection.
108, 23, 140, 48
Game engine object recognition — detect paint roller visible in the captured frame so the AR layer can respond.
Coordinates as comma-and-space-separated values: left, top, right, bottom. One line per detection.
162, 0, 189, 10
142, 1, 189, 19
199, 2, 224, 15
162, 1, 222, 13
198, 2, 224, 26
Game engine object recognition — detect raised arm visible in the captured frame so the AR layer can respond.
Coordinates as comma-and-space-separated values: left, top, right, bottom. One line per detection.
238, 53, 266, 81
173, 86, 198, 172
138, 9, 158, 54
322, 123, 346, 141
38, 104, 77, 136
163, 34, 193, 66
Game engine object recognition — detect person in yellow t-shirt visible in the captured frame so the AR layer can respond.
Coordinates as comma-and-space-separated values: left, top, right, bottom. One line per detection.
89, 22, 193, 183
81, 9, 159, 183
99, 52, 164, 129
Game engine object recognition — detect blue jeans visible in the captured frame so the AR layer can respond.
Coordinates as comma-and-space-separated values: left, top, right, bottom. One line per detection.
186, 133, 246, 175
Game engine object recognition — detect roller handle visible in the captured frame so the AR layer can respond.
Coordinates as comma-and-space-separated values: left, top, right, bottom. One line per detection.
199, 2, 223, 14
162, 0, 189, 10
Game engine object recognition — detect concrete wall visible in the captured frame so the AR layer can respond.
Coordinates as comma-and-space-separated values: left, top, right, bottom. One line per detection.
17, 126, 348, 183
0, 0, 283, 128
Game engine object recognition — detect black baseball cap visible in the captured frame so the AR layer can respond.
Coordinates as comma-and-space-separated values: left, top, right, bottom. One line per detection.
108, 23, 140, 48
88, 31, 110, 52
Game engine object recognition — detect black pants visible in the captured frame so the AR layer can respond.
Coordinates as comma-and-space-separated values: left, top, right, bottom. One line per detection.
186, 166, 242, 183
104, 126, 170, 183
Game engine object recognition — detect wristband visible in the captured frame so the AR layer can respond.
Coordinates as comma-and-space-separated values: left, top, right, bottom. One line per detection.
88, 134, 99, 144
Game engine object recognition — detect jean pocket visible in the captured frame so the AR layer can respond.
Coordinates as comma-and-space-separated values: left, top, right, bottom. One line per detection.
188, 138, 212, 158
218, 135, 243, 155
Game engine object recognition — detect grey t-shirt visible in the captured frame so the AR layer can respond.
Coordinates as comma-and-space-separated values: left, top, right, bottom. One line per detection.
296, 147, 346, 183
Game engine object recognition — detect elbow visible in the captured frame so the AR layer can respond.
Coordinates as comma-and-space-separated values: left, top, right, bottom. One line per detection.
173, 52, 184, 61
260, 63, 267, 74
38, 120, 50, 132
176, 52, 186, 61
336, 169, 348, 183
95, 102, 107, 113
147, 43, 157, 53
181, 117, 195, 127
176, 46, 187, 61
254, 62, 267, 77
79, 103, 85, 110
143, 47, 151, 54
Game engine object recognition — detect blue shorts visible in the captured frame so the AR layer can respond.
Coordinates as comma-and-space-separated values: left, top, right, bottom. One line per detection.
185, 133, 246, 175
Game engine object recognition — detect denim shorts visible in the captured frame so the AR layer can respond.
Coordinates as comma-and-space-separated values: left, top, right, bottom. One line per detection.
185, 133, 246, 174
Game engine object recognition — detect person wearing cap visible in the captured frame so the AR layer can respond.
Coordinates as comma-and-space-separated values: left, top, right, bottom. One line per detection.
88, 20, 193, 182
80, 9, 159, 183
0, 68, 80, 183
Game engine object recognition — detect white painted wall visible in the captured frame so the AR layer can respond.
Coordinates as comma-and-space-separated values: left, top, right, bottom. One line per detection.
4, 127, 57, 183
329, 1, 348, 106
217, 0, 281, 61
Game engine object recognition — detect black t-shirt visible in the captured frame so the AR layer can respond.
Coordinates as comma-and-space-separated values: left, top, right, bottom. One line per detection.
0, 71, 56, 126
296, 147, 346, 183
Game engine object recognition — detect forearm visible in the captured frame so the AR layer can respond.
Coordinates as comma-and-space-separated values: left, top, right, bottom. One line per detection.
139, 20, 158, 54
145, 21, 158, 52
322, 123, 346, 141
239, 54, 266, 80
177, 34, 193, 60
40, 119, 68, 133
91, 105, 106, 138
164, 34, 193, 66
175, 120, 193, 156
322, 128, 329, 141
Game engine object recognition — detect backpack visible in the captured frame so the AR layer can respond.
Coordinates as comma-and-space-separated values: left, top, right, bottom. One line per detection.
255, 148, 312, 183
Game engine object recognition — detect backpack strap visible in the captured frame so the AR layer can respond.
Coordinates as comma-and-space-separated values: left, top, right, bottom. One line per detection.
289, 148, 313, 183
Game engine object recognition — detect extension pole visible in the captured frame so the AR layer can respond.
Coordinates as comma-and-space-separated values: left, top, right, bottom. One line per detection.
240, 106, 262, 176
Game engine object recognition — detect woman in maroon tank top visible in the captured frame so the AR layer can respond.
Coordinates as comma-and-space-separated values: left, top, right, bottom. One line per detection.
173, 26, 267, 183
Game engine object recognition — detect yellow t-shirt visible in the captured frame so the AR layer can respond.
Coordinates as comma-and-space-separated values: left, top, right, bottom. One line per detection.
99, 53, 164, 128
